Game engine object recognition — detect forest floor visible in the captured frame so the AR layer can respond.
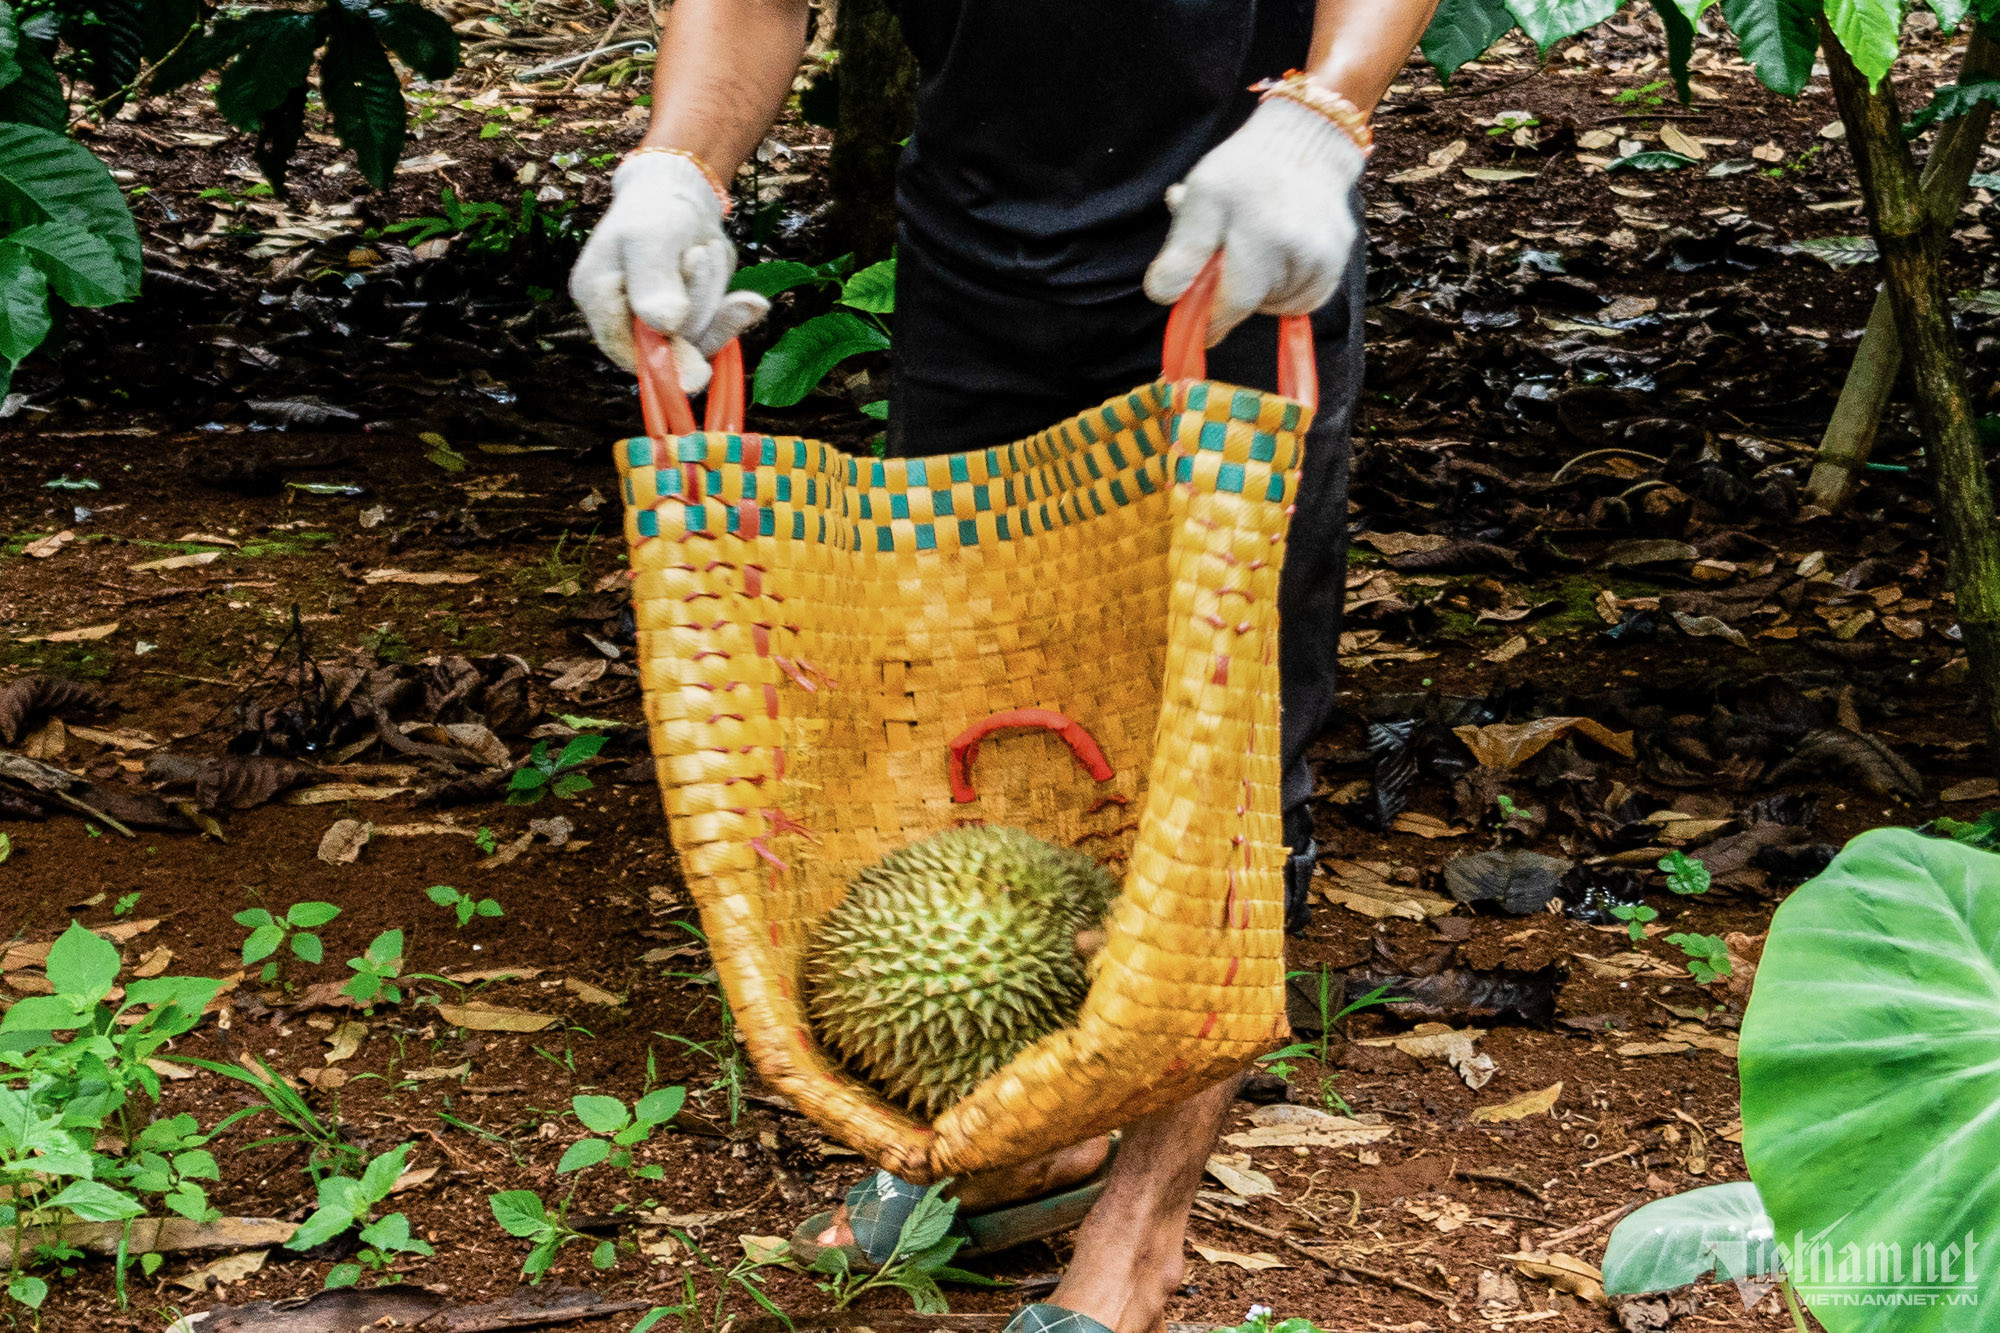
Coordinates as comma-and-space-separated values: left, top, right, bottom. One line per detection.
2, 3, 1998, 1330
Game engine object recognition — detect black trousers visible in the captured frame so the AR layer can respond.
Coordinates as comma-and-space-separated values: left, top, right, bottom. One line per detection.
886, 206, 1364, 831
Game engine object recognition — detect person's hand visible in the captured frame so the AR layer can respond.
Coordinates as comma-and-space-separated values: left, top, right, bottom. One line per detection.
569, 151, 770, 391
1144, 96, 1366, 346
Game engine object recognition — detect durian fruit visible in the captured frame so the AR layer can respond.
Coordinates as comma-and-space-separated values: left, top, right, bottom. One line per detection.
805, 825, 1120, 1120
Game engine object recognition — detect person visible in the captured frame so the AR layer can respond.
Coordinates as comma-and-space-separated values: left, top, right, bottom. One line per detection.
570, 3, 1440, 1330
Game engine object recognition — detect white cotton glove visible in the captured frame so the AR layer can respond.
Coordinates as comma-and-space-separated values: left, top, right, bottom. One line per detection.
569, 152, 770, 392
1144, 96, 1366, 347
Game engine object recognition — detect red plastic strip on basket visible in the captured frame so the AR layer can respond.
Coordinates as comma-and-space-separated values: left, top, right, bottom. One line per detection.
949, 707, 1114, 804
632, 318, 747, 437
1160, 254, 1318, 411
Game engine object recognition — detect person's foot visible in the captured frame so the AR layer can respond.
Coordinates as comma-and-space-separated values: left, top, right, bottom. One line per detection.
1044, 1077, 1239, 1333
809, 1135, 1113, 1251
1283, 803, 1318, 936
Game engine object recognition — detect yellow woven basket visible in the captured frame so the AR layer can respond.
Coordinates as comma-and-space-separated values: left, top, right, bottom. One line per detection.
615, 262, 1318, 1182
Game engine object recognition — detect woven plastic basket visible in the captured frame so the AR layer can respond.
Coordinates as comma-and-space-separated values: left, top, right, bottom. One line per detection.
615, 259, 1317, 1182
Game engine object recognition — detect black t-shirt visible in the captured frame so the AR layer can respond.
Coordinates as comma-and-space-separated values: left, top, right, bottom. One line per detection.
886, 0, 1316, 302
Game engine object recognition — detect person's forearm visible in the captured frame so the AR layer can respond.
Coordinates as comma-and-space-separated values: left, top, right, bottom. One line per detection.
1307, 0, 1440, 115
639, 0, 809, 178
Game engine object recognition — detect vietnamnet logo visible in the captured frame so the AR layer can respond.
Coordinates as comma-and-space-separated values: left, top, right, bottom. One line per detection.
1770, 1216, 1983, 1308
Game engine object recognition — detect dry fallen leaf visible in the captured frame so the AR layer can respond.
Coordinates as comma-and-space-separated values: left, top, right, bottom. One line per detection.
323, 1021, 367, 1064
1659, 123, 1707, 158
24, 531, 74, 559
1191, 1243, 1288, 1271
1428, 138, 1469, 168
17, 621, 119, 643
1222, 1120, 1395, 1149
1471, 1080, 1562, 1123
1407, 1197, 1473, 1233
1505, 1251, 1609, 1306
1204, 1152, 1278, 1198
130, 551, 222, 572
169, 1248, 267, 1292
362, 569, 481, 586
285, 784, 412, 805
563, 977, 625, 1006
131, 947, 174, 979
1390, 812, 1466, 840
1358, 1023, 1495, 1089
436, 1002, 558, 1033
1484, 635, 1528, 664
1942, 777, 1999, 803
317, 819, 371, 865
739, 1235, 790, 1264
401, 1063, 471, 1082
390, 1166, 439, 1194
1454, 717, 1635, 770
1617, 1040, 1692, 1057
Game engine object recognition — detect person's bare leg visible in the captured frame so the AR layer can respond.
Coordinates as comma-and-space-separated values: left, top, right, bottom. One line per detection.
1047, 1075, 1240, 1333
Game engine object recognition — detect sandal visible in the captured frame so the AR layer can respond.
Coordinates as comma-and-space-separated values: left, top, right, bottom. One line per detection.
1005, 1304, 1115, 1333
789, 1140, 1118, 1269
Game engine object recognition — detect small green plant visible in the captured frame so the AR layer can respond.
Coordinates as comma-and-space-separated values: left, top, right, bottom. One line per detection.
112, 891, 140, 917
235, 901, 342, 983
381, 187, 578, 254
1611, 78, 1670, 107
490, 1189, 603, 1281
426, 885, 502, 928
808, 1180, 999, 1312
289, 1144, 432, 1288
558, 1088, 685, 1180
1495, 793, 1537, 825
1657, 850, 1711, 895
1218, 1309, 1327, 1333
1762, 140, 1828, 179
1667, 932, 1732, 985
102, 1114, 221, 1224
634, 1231, 796, 1333
474, 827, 498, 856
1259, 971, 1396, 1114
344, 931, 406, 1008
1487, 111, 1540, 135
742, 255, 895, 410
1930, 808, 2000, 850
507, 735, 606, 805
658, 924, 749, 1123
182, 1054, 364, 1183
1610, 902, 1658, 941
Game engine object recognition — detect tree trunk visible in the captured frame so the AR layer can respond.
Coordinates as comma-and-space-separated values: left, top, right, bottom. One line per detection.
1805, 25, 1999, 512
830, 0, 916, 264
1820, 19, 2000, 772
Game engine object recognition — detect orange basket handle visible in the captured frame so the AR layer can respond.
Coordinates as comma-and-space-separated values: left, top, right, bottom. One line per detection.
1160, 253, 1318, 411
634, 317, 747, 437
949, 708, 1114, 804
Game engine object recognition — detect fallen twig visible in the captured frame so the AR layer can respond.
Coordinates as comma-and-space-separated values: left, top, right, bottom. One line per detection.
1455, 1167, 1549, 1203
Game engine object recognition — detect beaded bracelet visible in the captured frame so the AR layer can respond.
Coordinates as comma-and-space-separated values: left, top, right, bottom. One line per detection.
1252, 70, 1374, 156
623, 145, 733, 214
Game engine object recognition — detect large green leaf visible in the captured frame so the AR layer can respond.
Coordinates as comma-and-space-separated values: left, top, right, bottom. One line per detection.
320, 22, 406, 188
1421, 0, 1518, 80
750, 311, 890, 407
1603, 1183, 1781, 1294
0, 123, 142, 289
1932, 0, 1971, 26
0, 43, 65, 131
371, 3, 458, 80
64, 0, 145, 95
1822, 0, 1902, 85
1740, 829, 2000, 1330
838, 258, 896, 314
1504, 0, 1626, 52
215, 13, 323, 129
3, 220, 131, 306
1905, 79, 2000, 136
0, 1, 21, 92
45, 921, 119, 1002
1720, 0, 1820, 95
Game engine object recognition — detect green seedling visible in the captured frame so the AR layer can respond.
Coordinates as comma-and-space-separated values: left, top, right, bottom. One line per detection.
235, 901, 342, 983
112, 891, 140, 917
344, 931, 406, 1007
507, 735, 606, 805
1667, 932, 1731, 985
101, 1114, 220, 1224
1931, 809, 2000, 850
490, 1189, 601, 1281
183, 1054, 365, 1183
426, 885, 503, 928
474, 827, 499, 856
1496, 793, 1537, 825
290, 1144, 433, 1288
658, 924, 749, 1123
1487, 112, 1540, 135
1610, 902, 1658, 941
635, 1230, 797, 1333
1657, 850, 1711, 895
1260, 971, 1396, 1114
1612, 78, 1670, 107
558, 1087, 685, 1180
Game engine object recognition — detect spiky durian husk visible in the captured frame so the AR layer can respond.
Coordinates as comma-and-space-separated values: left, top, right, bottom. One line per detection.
805, 825, 1120, 1121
